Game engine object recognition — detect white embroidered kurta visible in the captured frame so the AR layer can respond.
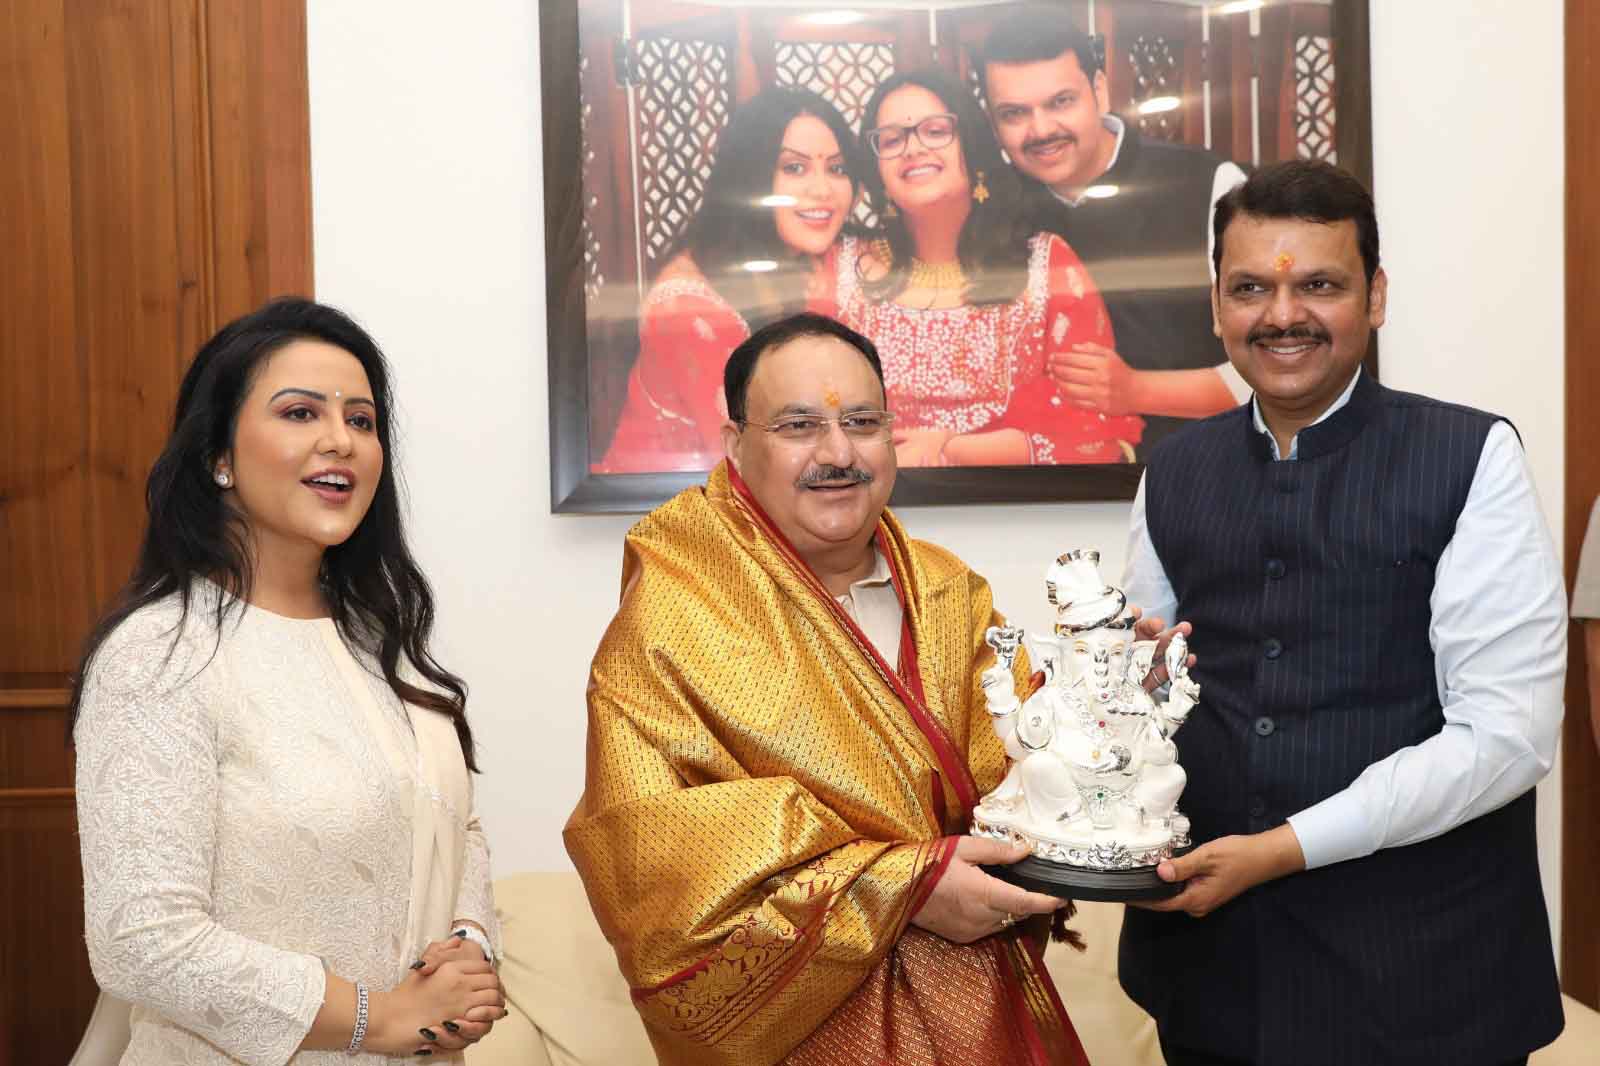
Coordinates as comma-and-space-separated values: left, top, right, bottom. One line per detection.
74, 590, 498, 1065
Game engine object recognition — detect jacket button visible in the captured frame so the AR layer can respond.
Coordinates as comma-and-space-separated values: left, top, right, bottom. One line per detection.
1264, 638, 1283, 659
1266, 558, 1286, 579
1249, 796, 1267, 818
1254, 716, 1276, 737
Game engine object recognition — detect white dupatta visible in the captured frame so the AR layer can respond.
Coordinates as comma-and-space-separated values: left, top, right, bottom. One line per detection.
318, 623, 470, 960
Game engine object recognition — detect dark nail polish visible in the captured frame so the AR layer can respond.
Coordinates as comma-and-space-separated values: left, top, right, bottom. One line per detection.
419, 1027, 437, 1041
442, 1021, 460, 1034
452, 928, 468, 938
414, 1051, 432, 1058
409, 959, 426, 970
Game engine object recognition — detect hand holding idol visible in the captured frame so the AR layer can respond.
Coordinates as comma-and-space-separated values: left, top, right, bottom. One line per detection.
910, 836, 1068, 944
1131, 607, 1195, 691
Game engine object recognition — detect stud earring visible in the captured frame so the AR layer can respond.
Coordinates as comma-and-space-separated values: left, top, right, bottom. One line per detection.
214, 470, 231, 488
972, 170, 990, 204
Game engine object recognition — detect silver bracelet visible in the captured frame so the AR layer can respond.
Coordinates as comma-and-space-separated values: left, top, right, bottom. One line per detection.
346, 981, 369, 1055
453, 925, 495, 963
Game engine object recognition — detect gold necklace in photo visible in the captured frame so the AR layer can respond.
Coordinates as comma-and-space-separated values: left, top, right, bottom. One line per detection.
869, 237, 968, 296
907, 256, 967, 292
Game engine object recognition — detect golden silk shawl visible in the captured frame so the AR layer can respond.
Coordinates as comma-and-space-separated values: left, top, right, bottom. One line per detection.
565, 463, 1087, 1065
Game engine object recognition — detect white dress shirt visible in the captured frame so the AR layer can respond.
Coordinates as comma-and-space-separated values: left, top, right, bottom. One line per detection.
836, 547, 902, 668
1122, 369, 1566, 869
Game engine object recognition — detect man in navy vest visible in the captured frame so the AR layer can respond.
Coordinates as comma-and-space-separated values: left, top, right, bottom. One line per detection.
1120, 160, 1565, 1065
979, 8, 1248, 458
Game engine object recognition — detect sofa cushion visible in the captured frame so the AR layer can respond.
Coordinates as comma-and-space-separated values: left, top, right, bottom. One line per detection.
468, 872, 655, 1066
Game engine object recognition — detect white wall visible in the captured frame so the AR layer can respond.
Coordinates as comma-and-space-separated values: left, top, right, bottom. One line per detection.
1368, 3, 1566, 945
306, 1, 1565, 943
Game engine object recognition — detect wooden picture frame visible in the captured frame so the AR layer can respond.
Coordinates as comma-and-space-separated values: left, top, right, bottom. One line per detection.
543, 0, 1373, 513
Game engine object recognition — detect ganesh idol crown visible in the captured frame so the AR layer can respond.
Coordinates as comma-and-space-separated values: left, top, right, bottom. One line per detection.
972, 549, 1200, 900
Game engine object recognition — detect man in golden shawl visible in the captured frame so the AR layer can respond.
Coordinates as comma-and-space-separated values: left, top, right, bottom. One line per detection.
566, 313, 1100, 1065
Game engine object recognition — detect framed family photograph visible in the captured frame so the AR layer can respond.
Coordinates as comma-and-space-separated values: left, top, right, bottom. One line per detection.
543, 0, 1372, 513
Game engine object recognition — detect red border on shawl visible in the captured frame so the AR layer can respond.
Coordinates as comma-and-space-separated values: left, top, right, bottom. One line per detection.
630, 895, 832, 1000
880, 537, 980, 818
730, 836, 946, 1041
1019, 929, 1092, 1066
989, 937, 1071, 1066
904, 835, 959, 920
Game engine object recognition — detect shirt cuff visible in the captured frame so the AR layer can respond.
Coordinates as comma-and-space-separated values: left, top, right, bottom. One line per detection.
1285, 792, 1374, 871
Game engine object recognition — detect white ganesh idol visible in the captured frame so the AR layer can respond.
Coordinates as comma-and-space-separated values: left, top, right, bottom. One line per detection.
972, 549, 1200, 899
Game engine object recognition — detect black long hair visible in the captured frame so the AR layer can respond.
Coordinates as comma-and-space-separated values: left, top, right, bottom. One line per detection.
67, 298, 477, 769
858, 68, 1034, 305
672, 85, 865, 313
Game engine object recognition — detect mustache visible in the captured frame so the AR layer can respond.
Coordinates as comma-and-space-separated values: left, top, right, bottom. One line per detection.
1022, 132, 1076, 155
797, 465, 873, 487
1247, 324, 1331, 345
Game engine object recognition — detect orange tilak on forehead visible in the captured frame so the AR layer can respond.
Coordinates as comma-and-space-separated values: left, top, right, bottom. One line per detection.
823, 386, 841, 407
1274, 252, 1295, 273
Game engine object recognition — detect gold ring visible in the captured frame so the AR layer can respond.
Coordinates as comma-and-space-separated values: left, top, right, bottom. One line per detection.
998, 913, 1017, 929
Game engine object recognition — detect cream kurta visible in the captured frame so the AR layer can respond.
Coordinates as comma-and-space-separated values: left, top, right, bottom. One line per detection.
74, 588, 498, 1065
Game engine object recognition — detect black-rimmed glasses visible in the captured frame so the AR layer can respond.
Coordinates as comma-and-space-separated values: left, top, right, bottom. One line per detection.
866, 113, 958, 159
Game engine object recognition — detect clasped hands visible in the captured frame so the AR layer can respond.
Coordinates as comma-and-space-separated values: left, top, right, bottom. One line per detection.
371, 932, 507, 1057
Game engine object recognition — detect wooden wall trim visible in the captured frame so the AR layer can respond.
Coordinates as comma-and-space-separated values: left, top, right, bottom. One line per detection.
1563, 0, 1600, 1014
0, 689, 69, 709
0, 788, 75, 807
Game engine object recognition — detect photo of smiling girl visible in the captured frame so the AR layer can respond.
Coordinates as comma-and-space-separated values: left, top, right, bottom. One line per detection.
596, 86, 865, 473
837, 69, 1144, 466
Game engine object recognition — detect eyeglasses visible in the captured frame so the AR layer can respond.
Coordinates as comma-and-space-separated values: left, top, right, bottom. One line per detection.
737, 410, 895, 444
866, 113, 958, 159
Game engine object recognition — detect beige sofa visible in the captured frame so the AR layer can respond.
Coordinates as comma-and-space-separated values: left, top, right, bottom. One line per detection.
468, 871, 1600, 1066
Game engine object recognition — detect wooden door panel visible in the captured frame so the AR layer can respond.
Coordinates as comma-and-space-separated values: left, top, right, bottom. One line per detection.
0, 694, 74, 790
204, 0, 314, 310
0, 791, 96, 1057
65, 0, 199, 633
1, 0, 94, 676
1565, 0, 1600, 1014
0, 2, 312, 1062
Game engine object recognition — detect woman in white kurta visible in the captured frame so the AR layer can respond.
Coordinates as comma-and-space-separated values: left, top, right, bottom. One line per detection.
71, 299, 504, 1063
